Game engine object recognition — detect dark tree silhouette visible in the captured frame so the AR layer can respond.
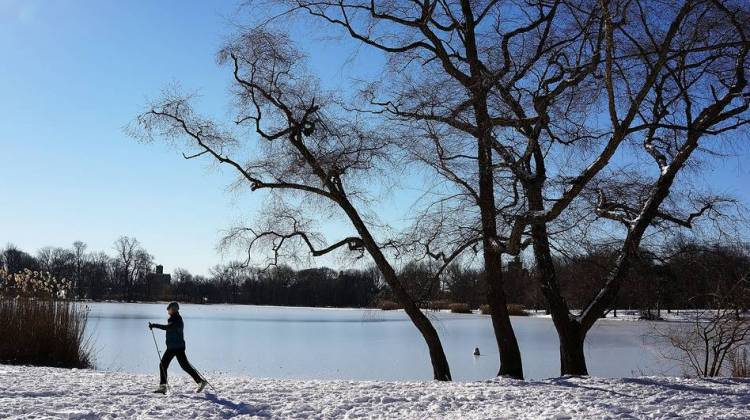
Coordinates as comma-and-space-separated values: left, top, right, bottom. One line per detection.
132, 29, 454, 380
260, 0, 750, 377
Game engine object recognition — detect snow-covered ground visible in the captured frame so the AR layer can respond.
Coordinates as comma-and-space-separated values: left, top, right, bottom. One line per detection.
523, 308, 712, 322
2, 365, 749, 419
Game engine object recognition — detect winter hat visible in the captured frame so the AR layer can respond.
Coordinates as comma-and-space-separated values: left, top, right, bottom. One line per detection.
167, 302, 180, 311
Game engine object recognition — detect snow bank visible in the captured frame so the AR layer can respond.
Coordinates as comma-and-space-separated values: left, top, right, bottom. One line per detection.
524, 308, 710, 322
1, 365, 749, 419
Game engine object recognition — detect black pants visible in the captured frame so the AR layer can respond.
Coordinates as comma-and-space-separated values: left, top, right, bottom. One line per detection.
159, 347, 202, 385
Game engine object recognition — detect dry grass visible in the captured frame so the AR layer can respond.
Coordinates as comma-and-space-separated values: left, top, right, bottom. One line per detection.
479, 304, 528, 316
427, 300, 452, 311
507, 304, 528, 316
377, 300, 401, 311
0, 298, 93, 368
449, 303, 472, 314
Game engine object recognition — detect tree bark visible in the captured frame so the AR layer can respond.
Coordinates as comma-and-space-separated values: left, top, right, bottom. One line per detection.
399, 291, 453, 381
485, 257, 524, 378
527, 182, 590, 375
557, 320, 588, 376
459, 0, 524, 375
376, 257, 452, 381
338, 199, 453, 381
474, 90, 524, 379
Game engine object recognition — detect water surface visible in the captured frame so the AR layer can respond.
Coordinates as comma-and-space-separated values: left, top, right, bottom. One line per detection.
85, 302, 675, 381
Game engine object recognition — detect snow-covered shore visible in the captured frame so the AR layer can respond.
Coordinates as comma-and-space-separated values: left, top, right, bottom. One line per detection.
523, 308, 712, 322
2, 365, 749, 419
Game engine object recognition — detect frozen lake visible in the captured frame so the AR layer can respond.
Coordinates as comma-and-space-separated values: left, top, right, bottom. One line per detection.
85, 302, 676, 381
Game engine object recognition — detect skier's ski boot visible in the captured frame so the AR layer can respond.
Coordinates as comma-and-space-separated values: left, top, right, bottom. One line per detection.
195, 379, 208, 393
152, 384, 167, 394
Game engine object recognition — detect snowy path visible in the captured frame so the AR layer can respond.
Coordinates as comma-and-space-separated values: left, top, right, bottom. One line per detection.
1, 365, 749, 419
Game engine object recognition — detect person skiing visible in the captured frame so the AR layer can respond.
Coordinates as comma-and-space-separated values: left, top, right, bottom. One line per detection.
148, 301, 207, 394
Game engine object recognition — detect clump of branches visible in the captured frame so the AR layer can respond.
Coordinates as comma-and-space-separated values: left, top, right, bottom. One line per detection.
132, 27, 455, 380
650, 276, 750, 377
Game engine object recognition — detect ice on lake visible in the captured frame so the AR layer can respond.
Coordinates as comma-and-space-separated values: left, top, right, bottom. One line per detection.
85, 302, 676, 381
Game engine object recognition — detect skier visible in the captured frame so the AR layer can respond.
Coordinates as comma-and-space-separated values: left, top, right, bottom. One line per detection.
148, 301, 208, 394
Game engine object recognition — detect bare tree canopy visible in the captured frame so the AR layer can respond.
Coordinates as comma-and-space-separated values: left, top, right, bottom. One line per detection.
249, 0, 750, 377
125, 0, 750, 381
132, 27, 455, 380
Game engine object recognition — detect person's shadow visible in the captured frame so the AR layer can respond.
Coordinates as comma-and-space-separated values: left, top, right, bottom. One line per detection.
200, 392, 270, 418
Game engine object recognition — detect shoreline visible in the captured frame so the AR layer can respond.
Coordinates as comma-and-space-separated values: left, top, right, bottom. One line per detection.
77, 300, 708, 322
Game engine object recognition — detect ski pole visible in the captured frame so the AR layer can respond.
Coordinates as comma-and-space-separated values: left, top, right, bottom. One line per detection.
150, 328, 169, 391
186, 359, 218, 393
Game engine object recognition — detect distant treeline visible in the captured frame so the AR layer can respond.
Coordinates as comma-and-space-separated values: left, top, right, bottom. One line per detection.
171, 264, 379, 307
1, 237, 747, 312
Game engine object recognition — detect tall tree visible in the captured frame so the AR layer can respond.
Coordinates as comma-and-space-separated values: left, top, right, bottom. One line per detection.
263, 0, 601, 379
86, 251, 112, 300
133, 29, 453, 380
525, 0, 749, 374
266, 0, 749, 377
71, 241, 88, 298
112, 236, 151, 301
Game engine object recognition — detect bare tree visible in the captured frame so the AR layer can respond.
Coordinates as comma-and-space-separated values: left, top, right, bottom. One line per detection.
71, 241, 88, 298
36, 246, 75, 282
260, 0, 607, 379
528, 0, 750, 375
132, 29, 453, 380
210, 262, 247, 303
86, 251, 113, 300
133, 248, 155, 297
112, 236, 148, 301
650, 276, 750, 377
173, 268, 194, 284
261, 0, 750, 378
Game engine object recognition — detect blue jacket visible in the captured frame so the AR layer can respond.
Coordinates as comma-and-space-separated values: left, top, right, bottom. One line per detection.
153, 313, 186, 350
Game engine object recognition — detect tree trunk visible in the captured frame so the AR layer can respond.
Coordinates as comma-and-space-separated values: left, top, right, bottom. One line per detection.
458, 0, 524, 379
338, 199, 453, 381
384, 269, 452, 381
557, 321, 588, 376
485, 264, 524, 378
400, 299, 453, 381
475, 117, 524, 378
527, 182, 590, 376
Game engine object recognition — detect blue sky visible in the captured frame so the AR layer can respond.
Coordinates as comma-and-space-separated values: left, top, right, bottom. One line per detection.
1, 0, 748, 275
0, 0, 383, 274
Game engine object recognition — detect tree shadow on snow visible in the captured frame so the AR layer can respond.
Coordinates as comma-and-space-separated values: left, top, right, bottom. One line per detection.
621, 377, 750, 399
547, 377, 637, 398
